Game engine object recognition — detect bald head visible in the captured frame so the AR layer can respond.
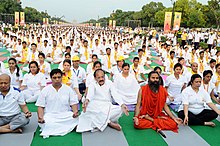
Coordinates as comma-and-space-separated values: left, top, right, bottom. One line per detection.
191, 62, 198, 73
191, 62, 198, 67
0, 74, 11, 92
0, 74, 10, 81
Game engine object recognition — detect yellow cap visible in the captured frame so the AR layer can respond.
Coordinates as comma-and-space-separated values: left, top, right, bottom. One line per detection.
117, 55, 125, 61
72, 55, 80, 61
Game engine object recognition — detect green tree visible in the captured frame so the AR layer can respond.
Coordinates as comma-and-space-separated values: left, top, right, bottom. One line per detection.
0, 0, 22, 14
208, 0, 220, 28
187, 8, 206, 28
140, 2, 165, 27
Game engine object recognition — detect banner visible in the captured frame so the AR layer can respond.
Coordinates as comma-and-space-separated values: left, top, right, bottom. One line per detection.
43, 18, 46, 25
164, 12, 172, 33
15, 12, 19, 27
113, 20, 116, 29
46, 18, 49, 25
109, 20, 112, 27
43, 18, 49, 25
173, 12, 182, 30
20, 12, 25, 26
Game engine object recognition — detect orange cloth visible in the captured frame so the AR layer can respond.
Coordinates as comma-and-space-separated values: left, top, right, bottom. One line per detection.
134, 85, 178, 132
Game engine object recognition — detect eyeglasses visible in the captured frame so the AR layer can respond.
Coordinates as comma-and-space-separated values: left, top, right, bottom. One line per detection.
52, 76, 62, 79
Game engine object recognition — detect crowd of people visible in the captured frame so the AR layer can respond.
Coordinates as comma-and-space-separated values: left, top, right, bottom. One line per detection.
0, 25, 220, 139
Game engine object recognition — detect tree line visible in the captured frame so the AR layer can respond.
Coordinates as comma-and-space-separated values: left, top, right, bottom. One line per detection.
85, 0, 220, 28
0, 0, 65, 24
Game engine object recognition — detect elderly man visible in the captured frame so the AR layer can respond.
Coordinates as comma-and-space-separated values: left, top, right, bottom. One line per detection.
0, 74, 31, 133
36, 69, 79, 138
77, 69, 129, 132
133, 71, 182, 136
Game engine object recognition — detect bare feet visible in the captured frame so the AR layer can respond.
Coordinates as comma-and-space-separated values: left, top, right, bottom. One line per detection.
204, 122, 216, 127
13, 128, 23, 133
108, 122, 122, 131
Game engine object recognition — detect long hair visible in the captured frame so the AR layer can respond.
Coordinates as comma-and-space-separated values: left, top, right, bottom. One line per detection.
187, 74, 202, 86
28, 61, 40, 74
8, 58, 20, 77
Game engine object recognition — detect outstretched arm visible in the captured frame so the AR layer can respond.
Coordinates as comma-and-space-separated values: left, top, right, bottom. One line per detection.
134, 88, 142, 117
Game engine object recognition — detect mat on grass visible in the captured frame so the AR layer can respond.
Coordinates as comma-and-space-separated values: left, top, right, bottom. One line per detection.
82, 127, 128, 146
0, 112, 38, 146
162, 125, 210, 146
0, 52, 7, 56
0, 56, 7, 61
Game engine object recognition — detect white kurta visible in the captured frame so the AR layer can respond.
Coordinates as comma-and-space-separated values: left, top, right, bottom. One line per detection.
165, 74, 186, 104
21, 72, 47, 102
76, 80, 124, 132
86, 72, 108, 87
36, 84, 79, 138
178, 86, 212, 115
101, 55, 116, 73
5, 68, 23, 88
113, 73, 140, 104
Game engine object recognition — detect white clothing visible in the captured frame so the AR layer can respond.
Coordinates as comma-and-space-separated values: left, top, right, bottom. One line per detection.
179, 86, 212, 115
130, 64, 146, 82
5, 68, 23, 88
79, 47, 92, 63
72, 66, 86, 84
211, 73, 220, 92
27, 51, 39, 62
205, 65, 215, 73
41, 45, 52, 56
194, 33, 201, 42
38, 61, 51, 80
185, 72, 202, 83
22, 72, 47, 102
165, 74, 186, 104
0, 61, 6, 74
101, 55, 116, 73
47, 47, 63, 63
0, 86, 25, 116
201, 82, 215, 95
36, 84, 79, 138
113, 73, 140, 104
164, 58, 177, 73
76, 80, 124, 132
86, 63, 93, 75
86, 73, 108, 87
111, 65, 123, 77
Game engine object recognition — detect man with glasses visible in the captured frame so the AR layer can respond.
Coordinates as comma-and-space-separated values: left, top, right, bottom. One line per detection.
36, 69, 79, 138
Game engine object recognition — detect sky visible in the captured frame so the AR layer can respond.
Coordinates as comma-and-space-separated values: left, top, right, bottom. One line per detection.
21, 0, 208, 23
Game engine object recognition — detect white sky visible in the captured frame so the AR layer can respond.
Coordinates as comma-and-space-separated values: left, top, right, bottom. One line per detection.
21, 0, 208, 23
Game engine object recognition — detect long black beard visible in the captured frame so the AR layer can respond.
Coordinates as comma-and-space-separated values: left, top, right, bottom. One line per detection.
148, 80, 160, 93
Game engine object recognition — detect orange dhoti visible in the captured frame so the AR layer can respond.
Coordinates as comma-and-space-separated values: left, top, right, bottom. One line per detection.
134, 112, 178, 132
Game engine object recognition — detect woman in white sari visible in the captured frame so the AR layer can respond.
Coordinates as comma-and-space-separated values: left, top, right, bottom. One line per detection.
113, 63, 140, 105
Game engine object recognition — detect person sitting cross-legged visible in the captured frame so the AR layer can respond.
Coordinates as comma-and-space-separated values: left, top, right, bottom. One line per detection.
36, 69, 79, 138
0, 74, 31, 133
133, 71, 182, 135
77, 69, 129, 132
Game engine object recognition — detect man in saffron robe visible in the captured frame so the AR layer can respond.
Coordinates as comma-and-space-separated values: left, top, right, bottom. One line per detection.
133, 71, 182, 133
